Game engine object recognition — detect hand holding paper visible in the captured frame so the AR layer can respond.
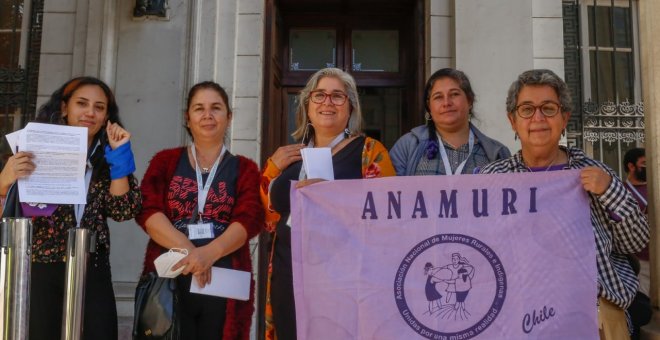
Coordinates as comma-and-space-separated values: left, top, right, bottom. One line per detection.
190, 267, 251, 301
0, 151, 35, 185
4, 130, 21, 154
16, 123, 87, 204
2, 127, 35, 189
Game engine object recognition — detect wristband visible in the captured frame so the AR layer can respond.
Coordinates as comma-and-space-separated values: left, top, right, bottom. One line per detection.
104, 142, 136, 180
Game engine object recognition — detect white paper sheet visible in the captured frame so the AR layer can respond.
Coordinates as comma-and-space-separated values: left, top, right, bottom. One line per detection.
189, 267, 251, 301
17, 123, 87, 204
301, 147, 334, 180
4, 129, 21, 154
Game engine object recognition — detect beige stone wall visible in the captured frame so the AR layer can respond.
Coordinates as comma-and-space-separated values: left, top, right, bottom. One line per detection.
639, 0, 660, 307
428, 0, 454, 72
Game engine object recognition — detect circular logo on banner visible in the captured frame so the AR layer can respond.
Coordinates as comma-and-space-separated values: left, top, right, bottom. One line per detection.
394, 234, 507, 339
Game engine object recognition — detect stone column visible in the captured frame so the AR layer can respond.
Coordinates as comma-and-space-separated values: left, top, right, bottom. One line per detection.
639, 0, 660, 307
454, 0, 534, 152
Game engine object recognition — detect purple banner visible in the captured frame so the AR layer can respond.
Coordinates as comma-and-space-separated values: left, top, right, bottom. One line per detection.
290, 170, 598, 339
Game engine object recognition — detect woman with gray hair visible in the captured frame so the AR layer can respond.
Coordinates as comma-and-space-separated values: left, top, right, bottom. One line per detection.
260, 67, 395, 339
480, 69, 648, 339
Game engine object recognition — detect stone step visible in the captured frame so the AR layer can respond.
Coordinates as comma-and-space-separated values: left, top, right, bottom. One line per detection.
118, 316, 133, 340
114, 281, 137, 318
642, 309, 660, 340
114, 282, 136, 340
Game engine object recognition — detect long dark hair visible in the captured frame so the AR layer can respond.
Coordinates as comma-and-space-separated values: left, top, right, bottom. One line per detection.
35, 77, 122, 181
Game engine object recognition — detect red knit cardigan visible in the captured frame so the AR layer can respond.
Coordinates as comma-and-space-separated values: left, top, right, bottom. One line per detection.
136, 147, 264, 340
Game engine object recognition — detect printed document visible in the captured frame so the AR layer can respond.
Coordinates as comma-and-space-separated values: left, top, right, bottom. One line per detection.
4, 129, 20, 154
17, 123, 87, 204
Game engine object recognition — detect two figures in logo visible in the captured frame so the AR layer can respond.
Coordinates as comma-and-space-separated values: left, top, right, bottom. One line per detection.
424, 253, 475, 320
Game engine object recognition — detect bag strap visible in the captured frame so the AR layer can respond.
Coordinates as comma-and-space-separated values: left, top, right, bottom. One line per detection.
1, 183, 22, 218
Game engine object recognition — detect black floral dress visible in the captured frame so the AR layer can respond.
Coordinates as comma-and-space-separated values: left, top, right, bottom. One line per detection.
29, 173, 141, 340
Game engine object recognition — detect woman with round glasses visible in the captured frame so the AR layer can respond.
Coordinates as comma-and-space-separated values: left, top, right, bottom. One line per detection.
390, 68, 510, 176
260, 68, 395, 339
480, 69, 648, 339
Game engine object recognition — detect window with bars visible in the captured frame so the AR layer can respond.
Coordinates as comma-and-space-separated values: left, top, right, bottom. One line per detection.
0, 0, 41, 169
564, 0, 643, 176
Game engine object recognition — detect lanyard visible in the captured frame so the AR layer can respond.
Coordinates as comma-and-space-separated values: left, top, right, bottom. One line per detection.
74, 141, 99, 228
437, 128, 474, 176
625, 181, 647, 207
299, 132, 345, 180
190, 144, 227, 221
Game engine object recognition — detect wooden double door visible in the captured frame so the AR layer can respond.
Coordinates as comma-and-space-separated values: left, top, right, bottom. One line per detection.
261, 0, 426, 164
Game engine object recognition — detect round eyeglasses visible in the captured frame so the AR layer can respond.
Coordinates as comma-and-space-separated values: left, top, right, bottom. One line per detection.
515, 102, 562, 118
309, 91, 348, 106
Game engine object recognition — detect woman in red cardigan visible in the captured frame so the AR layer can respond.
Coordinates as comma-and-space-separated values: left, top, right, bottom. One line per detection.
137, 81, 264, 339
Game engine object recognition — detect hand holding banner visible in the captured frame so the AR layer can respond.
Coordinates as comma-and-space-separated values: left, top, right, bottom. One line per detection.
290, 170, 597, 340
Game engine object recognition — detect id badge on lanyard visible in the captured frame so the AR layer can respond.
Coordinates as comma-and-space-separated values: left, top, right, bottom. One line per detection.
188, 144, 226, 240
188, 223, 214, 240
437, 129, 474, 176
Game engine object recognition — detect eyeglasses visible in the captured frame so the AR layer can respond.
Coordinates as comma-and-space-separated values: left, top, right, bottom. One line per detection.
515, 102, 562, 118
309, 91, 348, 105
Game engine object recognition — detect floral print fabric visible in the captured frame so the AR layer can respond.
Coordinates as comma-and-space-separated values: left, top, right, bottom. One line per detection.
260, 136, 395, 339
31, 175, 141, 266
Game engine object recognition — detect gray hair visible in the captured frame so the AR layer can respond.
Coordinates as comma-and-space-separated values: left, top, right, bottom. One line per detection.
291, 68, 363, 142
505, 69, 573, 115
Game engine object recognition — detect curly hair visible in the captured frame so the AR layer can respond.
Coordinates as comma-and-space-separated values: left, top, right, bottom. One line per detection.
505, 69, 573, 115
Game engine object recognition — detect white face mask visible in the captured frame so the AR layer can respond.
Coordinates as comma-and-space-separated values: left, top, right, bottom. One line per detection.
153, 248, 188, 278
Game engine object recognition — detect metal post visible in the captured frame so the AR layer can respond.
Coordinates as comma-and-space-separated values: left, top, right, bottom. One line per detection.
61, 229, 96, 340
0, 218, 33, 340
0, 218, 8, 340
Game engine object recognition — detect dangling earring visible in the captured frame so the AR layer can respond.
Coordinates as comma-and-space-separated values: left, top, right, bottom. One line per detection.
344, 127, 350, 137
562, 129, 566, 137
514, 132, 519, 141
425, 112, 432, 121
301, 122, 312, 145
